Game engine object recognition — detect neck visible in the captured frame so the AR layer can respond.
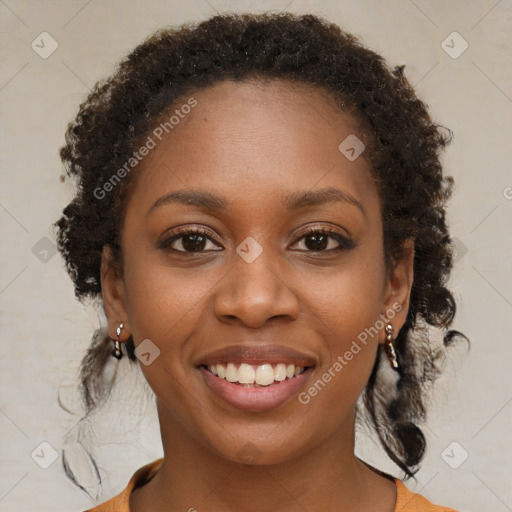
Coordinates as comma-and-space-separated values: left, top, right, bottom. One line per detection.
130, 401, 396, 512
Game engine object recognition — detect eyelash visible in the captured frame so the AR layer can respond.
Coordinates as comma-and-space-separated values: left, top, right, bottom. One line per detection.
158, 226, 356, 254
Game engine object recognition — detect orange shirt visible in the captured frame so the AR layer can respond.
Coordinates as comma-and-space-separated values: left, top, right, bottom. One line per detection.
83, 458, 458, 511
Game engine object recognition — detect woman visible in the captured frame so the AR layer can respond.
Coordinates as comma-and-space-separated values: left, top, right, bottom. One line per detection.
56, 12, 464, 511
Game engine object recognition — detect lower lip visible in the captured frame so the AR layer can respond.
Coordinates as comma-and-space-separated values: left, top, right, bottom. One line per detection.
199, 366, 314, 412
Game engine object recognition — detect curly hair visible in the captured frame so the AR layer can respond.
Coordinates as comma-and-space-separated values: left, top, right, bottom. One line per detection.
55, 11, 466, 491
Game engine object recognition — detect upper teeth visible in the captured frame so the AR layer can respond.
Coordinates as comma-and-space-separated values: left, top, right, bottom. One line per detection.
208, 363, 305, 386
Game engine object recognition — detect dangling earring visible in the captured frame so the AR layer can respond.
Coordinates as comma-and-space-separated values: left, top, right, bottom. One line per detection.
112, 322, 124, 360
384, 323, 399, 371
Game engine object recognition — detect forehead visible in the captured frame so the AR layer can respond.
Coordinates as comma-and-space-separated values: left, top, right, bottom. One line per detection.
125, 79, 378, 218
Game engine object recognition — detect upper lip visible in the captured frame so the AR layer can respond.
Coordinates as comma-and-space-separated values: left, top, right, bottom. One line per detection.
195, 344, 317, 367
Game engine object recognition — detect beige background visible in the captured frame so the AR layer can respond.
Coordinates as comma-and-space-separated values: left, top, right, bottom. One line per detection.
1, 1, 511, 511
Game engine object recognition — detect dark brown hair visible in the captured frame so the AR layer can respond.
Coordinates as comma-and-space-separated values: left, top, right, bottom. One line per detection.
55, 11, 467, 493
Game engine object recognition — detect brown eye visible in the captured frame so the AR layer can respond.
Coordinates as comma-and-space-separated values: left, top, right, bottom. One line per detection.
178, 233, 207, 252
158, 228, 222, 253
292, 228, 356, 252
304, 232, 329, 251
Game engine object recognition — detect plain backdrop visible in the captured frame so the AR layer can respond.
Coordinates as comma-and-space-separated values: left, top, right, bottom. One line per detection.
1, 1, 511, 511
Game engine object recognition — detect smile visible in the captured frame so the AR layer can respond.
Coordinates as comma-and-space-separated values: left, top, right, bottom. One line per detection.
198, 364, 314, 412
204, 362, 307, 386
195, 343, 316, 411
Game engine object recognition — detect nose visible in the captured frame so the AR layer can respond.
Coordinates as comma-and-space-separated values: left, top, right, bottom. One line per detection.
213, 247, 300, 329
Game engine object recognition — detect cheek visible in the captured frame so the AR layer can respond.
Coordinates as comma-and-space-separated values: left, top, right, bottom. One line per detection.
122, 256, 216, 344
295, 257, 385, 405
303, 255, 385, 343
120, 257, 214, 422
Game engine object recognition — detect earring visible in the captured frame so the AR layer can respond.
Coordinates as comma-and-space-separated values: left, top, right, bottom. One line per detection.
112, 322, 124, 360
384, 323, 399, 371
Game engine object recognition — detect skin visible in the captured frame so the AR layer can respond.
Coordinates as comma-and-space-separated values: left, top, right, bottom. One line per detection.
101, 79, 414, 512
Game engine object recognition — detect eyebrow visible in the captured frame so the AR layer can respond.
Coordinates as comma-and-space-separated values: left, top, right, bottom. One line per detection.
148, 190, 228, 216
285, 187, 366, 217
147, 186, 365, 217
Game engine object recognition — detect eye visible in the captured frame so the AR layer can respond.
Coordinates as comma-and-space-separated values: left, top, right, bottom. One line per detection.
158, 226, 356, 254
158, 227, 222, 253
291, 227, 356, 252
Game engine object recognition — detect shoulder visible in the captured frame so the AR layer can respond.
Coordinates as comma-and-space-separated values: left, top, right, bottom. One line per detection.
394, 478, 458, 512
80, 461, 459, 512
81, 458, 164, 512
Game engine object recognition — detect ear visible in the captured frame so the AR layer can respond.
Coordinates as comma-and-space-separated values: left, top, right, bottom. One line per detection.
100, 246, 131, 341
379, 238, 414, 343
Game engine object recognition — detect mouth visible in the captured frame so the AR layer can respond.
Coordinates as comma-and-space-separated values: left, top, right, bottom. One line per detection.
200, 362, 310, 387
195, 344, 317, 411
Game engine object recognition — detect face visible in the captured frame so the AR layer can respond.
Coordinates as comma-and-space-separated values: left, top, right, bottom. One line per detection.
102, 79, 413, 465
